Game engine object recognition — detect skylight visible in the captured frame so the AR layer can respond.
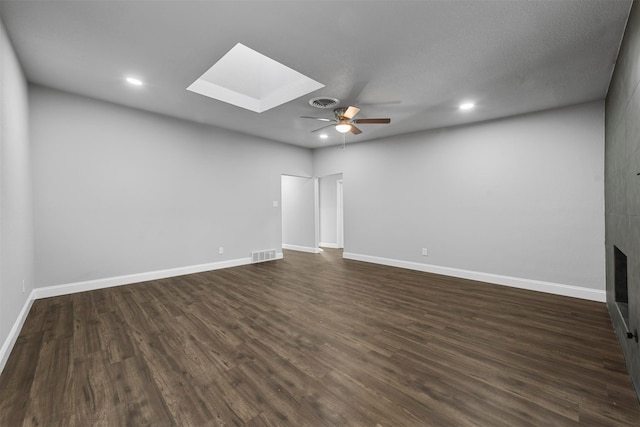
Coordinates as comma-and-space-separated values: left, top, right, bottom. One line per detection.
187, 43, 324, 113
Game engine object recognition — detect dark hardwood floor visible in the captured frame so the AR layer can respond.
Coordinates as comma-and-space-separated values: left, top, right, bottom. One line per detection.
1, 249, 639, 426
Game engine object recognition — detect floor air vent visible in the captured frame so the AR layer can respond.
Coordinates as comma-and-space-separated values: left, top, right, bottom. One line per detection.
251, 249, 277, 264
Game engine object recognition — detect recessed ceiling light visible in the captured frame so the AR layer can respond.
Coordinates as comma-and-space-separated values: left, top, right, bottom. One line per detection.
126, 77, 143, 86
319, 134, 328, 139
459, 102, 475, 111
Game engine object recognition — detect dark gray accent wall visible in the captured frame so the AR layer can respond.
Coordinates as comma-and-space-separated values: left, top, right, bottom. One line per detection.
605, 0, 640, 399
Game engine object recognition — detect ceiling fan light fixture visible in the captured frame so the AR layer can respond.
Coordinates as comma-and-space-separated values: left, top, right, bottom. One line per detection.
335, 123, 352, 133
303, 105, 390, 135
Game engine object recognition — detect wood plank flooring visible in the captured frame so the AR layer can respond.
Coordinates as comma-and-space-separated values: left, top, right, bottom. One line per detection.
1, 249, 639, 426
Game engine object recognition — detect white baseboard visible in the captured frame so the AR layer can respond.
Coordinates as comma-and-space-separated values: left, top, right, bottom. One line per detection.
0, 290, 36, 375
282, 244, 322, 254
32, 257, 255, 300
343, 252, 606, 302
319, 242, 341, 249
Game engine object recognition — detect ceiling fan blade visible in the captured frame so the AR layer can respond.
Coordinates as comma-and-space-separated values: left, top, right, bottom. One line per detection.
349, 125, 362, 135
300, 116, 333, 122
359, 100, 402, 106
343, 106, 360, 119
352, 118, 391, 124
311, 124, 335, 133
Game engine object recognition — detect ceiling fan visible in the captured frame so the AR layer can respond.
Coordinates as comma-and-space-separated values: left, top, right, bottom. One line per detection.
301, 106, 390, 135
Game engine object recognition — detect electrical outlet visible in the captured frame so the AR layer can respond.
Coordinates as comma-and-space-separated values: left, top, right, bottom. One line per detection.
422, 248, 428, 256
219, 247, 224, 254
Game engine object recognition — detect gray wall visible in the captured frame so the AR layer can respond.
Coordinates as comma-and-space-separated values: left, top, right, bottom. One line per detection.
605, 0, 640, 398
314, 102, 605, 292
30, 86, 312, 287
281, 175, 316, 250
0, 18, 34, 368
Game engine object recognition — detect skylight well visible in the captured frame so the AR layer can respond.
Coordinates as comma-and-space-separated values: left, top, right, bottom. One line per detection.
187, 43, 324, 113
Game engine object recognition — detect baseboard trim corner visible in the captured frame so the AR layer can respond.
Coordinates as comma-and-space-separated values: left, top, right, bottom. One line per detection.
342, 252, 605, 302
0, 290, 36, 375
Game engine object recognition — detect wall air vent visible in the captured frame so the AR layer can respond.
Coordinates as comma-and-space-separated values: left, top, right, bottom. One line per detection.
309, 97, 340, 109
251, 249, 277, 264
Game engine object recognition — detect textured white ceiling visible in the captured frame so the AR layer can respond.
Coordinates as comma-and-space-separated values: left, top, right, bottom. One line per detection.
0, 0, 632, 148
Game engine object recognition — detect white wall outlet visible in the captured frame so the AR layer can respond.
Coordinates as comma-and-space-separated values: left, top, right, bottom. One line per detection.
219, 247, 224, 254
422, 248, 428, 256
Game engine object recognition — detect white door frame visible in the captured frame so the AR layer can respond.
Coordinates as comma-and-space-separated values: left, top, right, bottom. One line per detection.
337, 179, 344, 249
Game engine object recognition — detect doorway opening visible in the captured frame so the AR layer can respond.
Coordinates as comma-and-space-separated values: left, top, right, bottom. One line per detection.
318, 173, 344, 249
337, 179, 344, 249
281, 174, 320, 254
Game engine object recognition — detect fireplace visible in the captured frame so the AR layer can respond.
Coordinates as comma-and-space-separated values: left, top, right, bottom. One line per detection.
614, 245, 629, 326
